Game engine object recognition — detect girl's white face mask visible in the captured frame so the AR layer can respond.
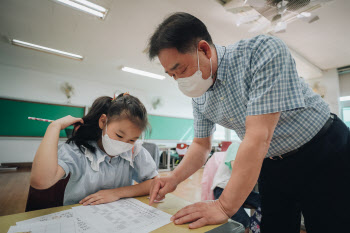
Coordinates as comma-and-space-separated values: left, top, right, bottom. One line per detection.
101, 122, 133, 156
176, 49, 213, 98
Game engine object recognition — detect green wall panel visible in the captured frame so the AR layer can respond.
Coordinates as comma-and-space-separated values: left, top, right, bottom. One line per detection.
0, 98, 85, 137
146, 115, 194, 141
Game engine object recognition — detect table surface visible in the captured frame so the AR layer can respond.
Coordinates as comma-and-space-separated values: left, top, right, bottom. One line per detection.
0, 193, 222, 233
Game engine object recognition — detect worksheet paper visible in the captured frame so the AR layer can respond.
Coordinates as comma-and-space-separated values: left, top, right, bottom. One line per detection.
8, 218, 76, 233
73, 198, 172, 233
16, 210, 74, 226
16, 210, 98, 233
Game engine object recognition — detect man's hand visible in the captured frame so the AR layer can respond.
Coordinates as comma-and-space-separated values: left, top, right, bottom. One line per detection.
79, 189, 120, 206
171, 200, 230, 229
149, 175, 178, 205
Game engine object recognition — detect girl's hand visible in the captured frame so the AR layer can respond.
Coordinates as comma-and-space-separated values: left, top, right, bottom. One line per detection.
79, 190, 121, 206
51, 115, 84, 130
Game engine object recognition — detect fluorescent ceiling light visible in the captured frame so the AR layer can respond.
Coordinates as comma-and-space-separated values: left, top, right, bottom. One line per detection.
340, 96, 350, 101
122, 67, 166, 80
55, 0, 107, 19
11, 39, 83, 60
297, 12, 312, 18
75, 0, 107, 12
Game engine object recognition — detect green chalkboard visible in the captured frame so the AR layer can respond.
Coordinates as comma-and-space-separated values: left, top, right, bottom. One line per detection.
146, 115, 194, 141
0, 98, 85, 137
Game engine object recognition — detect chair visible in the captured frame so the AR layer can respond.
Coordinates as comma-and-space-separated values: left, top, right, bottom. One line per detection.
219, 141, 232, 152
25, 174, 70, 212
142, 142, 160, 170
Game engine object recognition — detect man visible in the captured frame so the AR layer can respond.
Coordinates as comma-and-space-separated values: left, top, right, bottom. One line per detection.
148, 12, 350, 233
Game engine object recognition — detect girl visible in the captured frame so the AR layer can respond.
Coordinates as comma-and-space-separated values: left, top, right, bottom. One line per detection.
30, 93, 158, 206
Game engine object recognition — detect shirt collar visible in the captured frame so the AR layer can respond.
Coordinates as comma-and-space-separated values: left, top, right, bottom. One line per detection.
82, 142, 107, 172
213, 44, 227, 82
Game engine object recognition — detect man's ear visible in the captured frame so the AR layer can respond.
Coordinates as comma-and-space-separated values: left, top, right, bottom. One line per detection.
98, 114, 107, 129
198, 40, 212, 59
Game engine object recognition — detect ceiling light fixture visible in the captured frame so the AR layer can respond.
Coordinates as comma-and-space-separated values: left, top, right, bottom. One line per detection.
55, 0, 108, 19
121, 67, 166, 80
11, 39, 83, 60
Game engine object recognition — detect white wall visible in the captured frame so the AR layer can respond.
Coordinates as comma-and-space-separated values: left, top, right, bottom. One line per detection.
0, 64, 193, 163
305, 69, 341, 115
0, 64, 194, 117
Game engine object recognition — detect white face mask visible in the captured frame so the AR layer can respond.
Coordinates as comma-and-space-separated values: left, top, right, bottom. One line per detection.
176, 49, 213, 98
101, 122, 133, 156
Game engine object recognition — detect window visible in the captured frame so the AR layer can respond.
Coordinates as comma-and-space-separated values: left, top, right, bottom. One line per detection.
213, 124, 226, 141
340, 98, 350, 128
342, 107, 350, 127
213, 124, 241, 142
230, 130, 241, 141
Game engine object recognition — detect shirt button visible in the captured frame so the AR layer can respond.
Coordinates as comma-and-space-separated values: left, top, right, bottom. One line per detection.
230, 118, 234, 121
220, 97, 224, 100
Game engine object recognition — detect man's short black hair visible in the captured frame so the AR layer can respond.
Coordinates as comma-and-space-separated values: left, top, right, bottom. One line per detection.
148, 12, 213, 60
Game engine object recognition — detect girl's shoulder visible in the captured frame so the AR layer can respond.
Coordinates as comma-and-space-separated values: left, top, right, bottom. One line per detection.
58, 141, 90, 158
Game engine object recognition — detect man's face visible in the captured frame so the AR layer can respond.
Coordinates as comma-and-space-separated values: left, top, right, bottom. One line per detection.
158, 47, 212, 80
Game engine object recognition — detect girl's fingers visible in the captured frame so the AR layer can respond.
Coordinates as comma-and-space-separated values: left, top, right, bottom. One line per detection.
80, 194, 95, 204
74, 125, 81, 131
73, 119, 84, 131
91, 200, 103, 205
83, 197, 99, 206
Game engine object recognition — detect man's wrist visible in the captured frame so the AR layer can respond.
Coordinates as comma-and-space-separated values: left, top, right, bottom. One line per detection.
169, 171, 182, 184
217, 197, 237, 218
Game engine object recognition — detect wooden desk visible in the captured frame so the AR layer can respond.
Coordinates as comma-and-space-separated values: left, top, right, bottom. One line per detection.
0, 194, 221, 233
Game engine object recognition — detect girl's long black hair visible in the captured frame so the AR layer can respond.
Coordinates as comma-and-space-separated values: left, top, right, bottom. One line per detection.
67, 93, 149, 153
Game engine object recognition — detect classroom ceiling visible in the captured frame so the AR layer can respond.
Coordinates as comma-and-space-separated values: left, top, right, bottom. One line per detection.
0, 0, 349, 97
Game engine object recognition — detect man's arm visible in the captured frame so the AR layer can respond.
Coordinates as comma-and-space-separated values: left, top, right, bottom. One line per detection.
171, 112, 280, 229
172, 136, 212, 183
218, 112, 280, 216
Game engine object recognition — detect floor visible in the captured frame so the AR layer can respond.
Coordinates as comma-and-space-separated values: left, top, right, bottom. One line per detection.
158, 167, 203, 204
0, 167, 31, 216
0, 167, 306, 233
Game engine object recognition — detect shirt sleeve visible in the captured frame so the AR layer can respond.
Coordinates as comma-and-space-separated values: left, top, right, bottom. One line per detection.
247, 36, 305, 116
132, 147, 158, 183
57, 142, 83, 181
192, 100, 216, 138
224, 142, 240, 170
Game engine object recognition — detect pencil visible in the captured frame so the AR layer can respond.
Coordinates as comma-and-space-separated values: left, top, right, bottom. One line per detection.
28, 117, 54, 123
